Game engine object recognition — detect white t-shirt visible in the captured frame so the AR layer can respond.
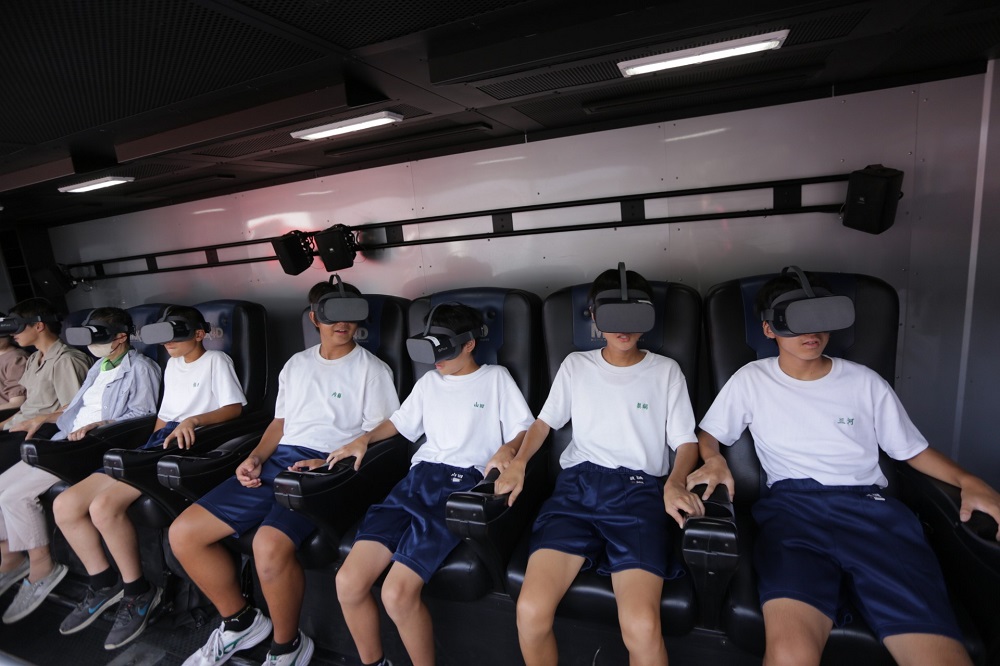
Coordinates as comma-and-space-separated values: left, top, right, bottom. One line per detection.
70, 365, 122, 431
392, 364, 533, 473
699, 356, 928, 487
539, 349, 697, 477
157, 350, 247, 422
276, 344, 399, 454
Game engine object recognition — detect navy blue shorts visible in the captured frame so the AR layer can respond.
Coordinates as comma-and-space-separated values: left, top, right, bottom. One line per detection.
355, 462, 482, 583
140, 421, 178, 450
529, 462, 675, 578
753, 478, 962, 642
196, 445, 320, 547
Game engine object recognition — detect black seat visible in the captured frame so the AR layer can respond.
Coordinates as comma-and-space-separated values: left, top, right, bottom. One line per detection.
497, 279, 704, 635
704, 272, 994, 664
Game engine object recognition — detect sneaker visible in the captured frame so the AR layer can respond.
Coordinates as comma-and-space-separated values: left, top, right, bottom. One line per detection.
2, 562, 68, 624
0, 560, 30, 597
59, 580, 125, 635
263, 632, 314, 666
182, 608, 272, 666
103, 585, 163, 649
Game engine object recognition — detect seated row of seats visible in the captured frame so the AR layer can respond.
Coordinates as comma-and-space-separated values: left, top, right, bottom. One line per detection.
20, 275, 1000, 665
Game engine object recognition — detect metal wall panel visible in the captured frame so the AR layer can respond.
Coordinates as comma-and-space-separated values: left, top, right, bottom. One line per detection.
48, 75, 994, 483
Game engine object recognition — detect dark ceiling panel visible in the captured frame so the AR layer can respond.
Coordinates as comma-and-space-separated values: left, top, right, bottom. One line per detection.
0, 0, 327, 147
238, 0, 531, 49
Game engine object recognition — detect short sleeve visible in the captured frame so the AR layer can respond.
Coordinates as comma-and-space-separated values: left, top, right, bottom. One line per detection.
0, 352, 27, 400
389, 377, 424, 441
699, 371, 752, 447
363, 363, 400, 432
211, 353, 247, 408
53, 350, 93, 407
537, 360, 573, 430
498, 371, 534, 444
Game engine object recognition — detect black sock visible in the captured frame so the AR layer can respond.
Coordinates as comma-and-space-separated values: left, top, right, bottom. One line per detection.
269, 632, 300, 656
223, 605, 256, 632
90, 568, 118, 591
123, 577, 150, 597
363, 658, 388, 666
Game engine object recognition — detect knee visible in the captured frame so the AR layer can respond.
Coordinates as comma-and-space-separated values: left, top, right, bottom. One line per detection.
380, 578, 420, 621
89, 491, 127, 532
168, 513, 199, 558
618, 605, 662, 655
52, 489, 85, 527
251, 529, 296, 584
335, 565, 367, 606
765, 635, 823, 666
516, 590, 555, 641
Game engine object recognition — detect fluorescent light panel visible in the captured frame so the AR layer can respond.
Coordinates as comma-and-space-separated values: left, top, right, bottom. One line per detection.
290, 111, 403, 141
618, 30, 790, 77
57, 176, 134, 193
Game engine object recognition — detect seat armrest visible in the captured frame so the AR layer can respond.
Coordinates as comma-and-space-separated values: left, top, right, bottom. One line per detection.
20, 415, 157, 484
157, 432, 263, 503
682, 484, 739, 630
174, 411, 272, 451
104, 447, 190, 516
273, 435, 411, 538
444, 454, 549, 593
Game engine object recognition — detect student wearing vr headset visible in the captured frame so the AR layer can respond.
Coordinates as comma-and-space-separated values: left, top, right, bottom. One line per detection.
170, 280, 398, 666
0, 316, 28, 413
0, 299, 91, 472
331, 302, 533, 666
52, 305, 245, 651
0, 307, 160, 628
690, 267, 1000, 666
495, 265, 703, 666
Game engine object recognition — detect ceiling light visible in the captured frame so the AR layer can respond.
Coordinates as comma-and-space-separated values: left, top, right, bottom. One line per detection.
57, 176, 134, 193
618, 30, 790, 77
290, 111, 403, 141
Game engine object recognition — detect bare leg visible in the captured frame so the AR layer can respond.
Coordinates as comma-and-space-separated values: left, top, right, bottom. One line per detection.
761, 598, 833, 666
25, 545, 54, 581
381, 563, 432, 666
252, 527, 304, 644
610, 568, 667, 666
884, 633, 972, 666
168, 504, 242, 616
89, 482, 144, 583
53, 474, 119, 575
516, 549, 586, 666
336, 540, 394, 664
0, 540, 26, 573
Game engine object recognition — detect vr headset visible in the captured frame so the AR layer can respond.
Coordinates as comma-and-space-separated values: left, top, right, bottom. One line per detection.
760, 266, 856, 337
64, 312, 133, 346
591, 262, 655, 334
139, 306, 211, 344
311, 274, 369, 324
406, 302, 486, 365
0, 311, 61, 335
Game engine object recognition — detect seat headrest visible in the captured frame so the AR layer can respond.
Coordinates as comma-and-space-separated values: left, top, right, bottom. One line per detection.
193, 300, 268, 412
126, 304, 171, 365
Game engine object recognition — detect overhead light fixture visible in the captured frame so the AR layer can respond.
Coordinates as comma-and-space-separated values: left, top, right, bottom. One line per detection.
617, 30, 790, 77
57, 176, 134, 193
290, 111, 403, 141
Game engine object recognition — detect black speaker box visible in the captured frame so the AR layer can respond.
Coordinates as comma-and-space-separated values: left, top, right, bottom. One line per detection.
314, 225, 357, 271
842, 164, 904, 235
272, 231, 314, 275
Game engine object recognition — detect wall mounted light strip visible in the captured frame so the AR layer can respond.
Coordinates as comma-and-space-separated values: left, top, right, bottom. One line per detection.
618, 30, 790, 77
57, 176, 135, 193
290, 111, 403, 141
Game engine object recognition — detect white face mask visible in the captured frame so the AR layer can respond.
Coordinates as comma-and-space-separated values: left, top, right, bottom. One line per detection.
88, 342, 116, 358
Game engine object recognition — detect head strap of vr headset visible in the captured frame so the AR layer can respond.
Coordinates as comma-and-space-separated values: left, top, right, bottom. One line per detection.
422, 302, 481, 347
162, 306, 210, 334
82, 310, 133, 337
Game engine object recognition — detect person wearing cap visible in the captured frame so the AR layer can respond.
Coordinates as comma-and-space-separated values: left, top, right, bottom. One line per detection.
331, 302, 533, 666
0, 307, 160, 627
0, 298, 91, 472
170, 280, 398, 666
496, 266, 703, 666
688, 268, 1000, 666
53, 304, 245, 650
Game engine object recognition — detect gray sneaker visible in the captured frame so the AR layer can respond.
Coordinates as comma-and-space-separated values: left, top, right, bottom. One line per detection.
2, 562, 68, 624
263, 631, 314, 666
59, 580, 124, 635
182, 607, 272, 666
104, 585, 163, 649
0, 560, 30, 597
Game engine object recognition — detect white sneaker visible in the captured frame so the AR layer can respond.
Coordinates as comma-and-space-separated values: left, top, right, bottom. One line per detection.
182, 608, 273, 666
263, 631, 314, 666
0, 560, 30, 597
2, 562, 68, 624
